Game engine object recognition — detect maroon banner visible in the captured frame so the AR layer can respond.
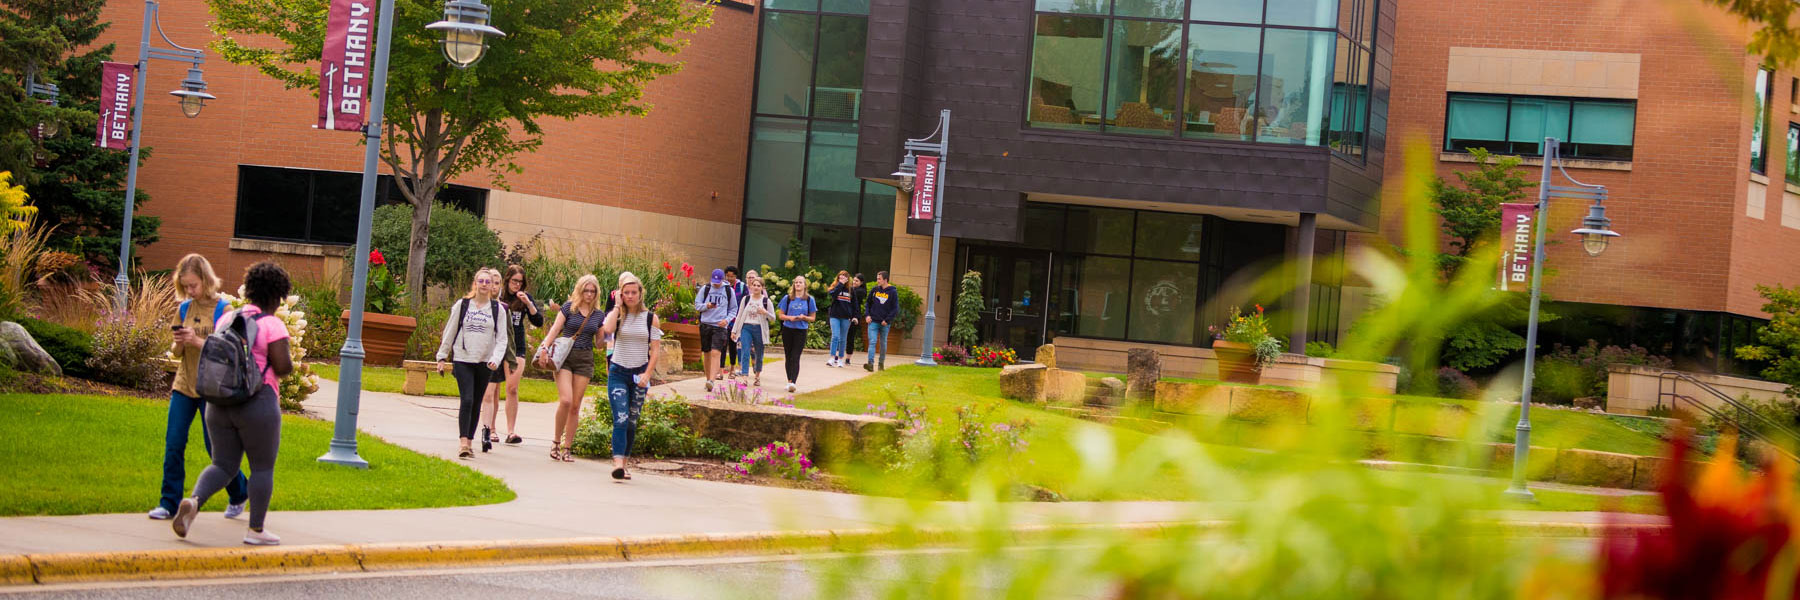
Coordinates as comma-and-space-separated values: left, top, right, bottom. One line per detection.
909, 155, 939, 220
96, 61, 134, 150
1498, 202, 1537, 292
318, 0, 373, 131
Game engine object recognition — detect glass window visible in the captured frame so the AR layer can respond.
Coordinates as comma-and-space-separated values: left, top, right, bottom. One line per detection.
1507, 97, 1569, 156
1255, 28, 1334, 145
861, 182, 896, 228
1022, 204, 1066, 250
1569, 100, 1634, 160
1104, 20, 1183, 135
1061, 255, 1130, 339
1788, 124, 1799, 182
1129, 260, 1199, 345
743, 220, 796, 273
1754, 69, 1771, 173
1190, 0, 1263, 24
766, 0, 817, 8
802, 224, 857, 272
857, 227, 892, 275
1134, 211, 1206, 260
744, 117, 808, 221
1265, 0, 1336, 28
1035, 0, 1109, 14
820, 0, 869, 14
1181, 24, 1261, 141
813, 16, 867, 120
1445, 95, 1508, 153
803, 121, 862, 226
308, 172, 360, 245
1066, 205, 1134, 255
755, 12, 818, 117
1029, 15, 1107, 131
1115, 0, 1184, 19
236, 166, 309, 242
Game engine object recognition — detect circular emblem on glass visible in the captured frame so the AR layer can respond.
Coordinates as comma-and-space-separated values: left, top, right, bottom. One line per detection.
1142, 280, 1181, 317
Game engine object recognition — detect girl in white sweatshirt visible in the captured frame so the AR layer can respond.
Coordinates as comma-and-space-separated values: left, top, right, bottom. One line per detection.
436, 267, 510, 458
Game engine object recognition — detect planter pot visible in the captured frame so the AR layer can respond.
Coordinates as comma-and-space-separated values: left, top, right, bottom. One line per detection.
1212, 340, 1260, 384
662, 321, 703, 364
341, 310, 417, 367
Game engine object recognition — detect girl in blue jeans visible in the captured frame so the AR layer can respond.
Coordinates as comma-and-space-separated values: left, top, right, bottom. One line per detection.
599, 272, 662, 481
151, 254, 247, 521
825, 271, 855, 367
731, 277, 775, 386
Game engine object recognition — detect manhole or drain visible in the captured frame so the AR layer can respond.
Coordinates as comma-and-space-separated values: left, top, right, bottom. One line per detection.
637, 461, 683, 472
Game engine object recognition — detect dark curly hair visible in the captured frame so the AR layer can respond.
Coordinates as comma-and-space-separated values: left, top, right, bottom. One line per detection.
242, 261, 291, 310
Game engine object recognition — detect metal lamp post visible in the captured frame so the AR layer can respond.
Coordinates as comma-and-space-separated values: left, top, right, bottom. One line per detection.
113, 0, 217, 311
24, 65, 61, 138
1503, 137, 1620, 502
321, 0, 504, 468
889, 109, 951, 367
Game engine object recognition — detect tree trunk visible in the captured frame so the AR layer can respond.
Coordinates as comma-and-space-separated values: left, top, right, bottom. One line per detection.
406, 198, 432, 310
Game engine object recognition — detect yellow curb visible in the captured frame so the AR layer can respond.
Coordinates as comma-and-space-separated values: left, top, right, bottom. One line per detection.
0, 555, 32, 586
28, 545, 360, 585
618, 531, 833, 560
355, 538, 626, 571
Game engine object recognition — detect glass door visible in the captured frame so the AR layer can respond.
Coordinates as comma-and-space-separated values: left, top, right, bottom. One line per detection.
962, 246, 1050, 361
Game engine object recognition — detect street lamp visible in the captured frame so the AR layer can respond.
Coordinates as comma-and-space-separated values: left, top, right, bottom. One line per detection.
113, 0, 217, 311
891, 109, 950, 367
322, 0, 505, 468
427, 0, 507, 68
1504, 137, 1620, 502
24, 65, 60, 138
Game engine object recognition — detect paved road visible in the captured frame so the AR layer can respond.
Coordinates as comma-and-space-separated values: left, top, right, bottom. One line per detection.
2, 550, 1109, 600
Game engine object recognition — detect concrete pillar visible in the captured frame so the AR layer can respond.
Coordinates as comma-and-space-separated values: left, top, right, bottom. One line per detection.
1291, 212, 1317, 352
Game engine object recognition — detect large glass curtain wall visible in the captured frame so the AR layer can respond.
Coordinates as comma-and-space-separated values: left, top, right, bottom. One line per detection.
1027, 0, 1372, 156
740, 2, 895, 276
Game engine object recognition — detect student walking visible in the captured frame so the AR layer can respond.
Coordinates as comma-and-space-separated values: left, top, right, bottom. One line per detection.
600, 272, 662, 481
864, 271, 898, 372
776, 276, 817, 392
151, 254, 248, 521
731, 277, 775, 387
825, 271, 855, 367
482, 265, 539, 446
695, 269, 737, 391
844, 273, 866, 364
537, 275, 603, 462
436, 268, 509, 459
171, 261, 293, 546
722, 266, 746, 379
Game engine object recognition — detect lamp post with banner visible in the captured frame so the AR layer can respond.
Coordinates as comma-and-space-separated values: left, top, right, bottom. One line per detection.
890, 109, 950, 366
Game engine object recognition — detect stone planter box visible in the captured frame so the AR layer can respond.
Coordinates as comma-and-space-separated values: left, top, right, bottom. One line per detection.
341, 310, 415, 367
677, 397, 897, 467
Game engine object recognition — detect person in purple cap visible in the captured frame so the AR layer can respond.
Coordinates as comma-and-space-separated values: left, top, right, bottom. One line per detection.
694, 268, 738, 392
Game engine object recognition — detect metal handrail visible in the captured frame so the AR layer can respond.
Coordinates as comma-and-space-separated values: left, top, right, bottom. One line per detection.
1654, 369, 1800, 463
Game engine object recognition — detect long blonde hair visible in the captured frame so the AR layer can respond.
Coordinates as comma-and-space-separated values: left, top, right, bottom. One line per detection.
175, 253, 222, 300
566, 274, 600, 311
789, 275, 808, 298
464, 267, 499, 301
617, 271, 648, 315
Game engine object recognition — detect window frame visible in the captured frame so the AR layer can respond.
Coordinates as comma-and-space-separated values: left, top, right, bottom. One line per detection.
1442, 92, 1638, 162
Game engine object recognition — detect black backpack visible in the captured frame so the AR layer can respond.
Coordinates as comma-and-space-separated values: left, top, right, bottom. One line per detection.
195, 309, 270, 406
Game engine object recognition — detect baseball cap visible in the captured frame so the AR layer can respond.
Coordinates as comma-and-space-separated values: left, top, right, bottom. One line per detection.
710, 269, 725, 284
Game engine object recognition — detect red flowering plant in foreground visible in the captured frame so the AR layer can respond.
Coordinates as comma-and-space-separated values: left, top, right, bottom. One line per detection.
1601, 425, 1800, 599
652, 261, 699, 324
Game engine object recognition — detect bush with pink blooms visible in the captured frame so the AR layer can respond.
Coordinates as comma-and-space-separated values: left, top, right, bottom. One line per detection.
730, 442, 816, 481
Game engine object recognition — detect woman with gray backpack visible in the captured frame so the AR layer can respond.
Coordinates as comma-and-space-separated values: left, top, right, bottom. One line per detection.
436, 267, 510, 459
171, 261, 293, 546
151, 253, 247, 523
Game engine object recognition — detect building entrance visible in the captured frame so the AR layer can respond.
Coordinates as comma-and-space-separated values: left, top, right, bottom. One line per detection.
961, 246, 1051, 361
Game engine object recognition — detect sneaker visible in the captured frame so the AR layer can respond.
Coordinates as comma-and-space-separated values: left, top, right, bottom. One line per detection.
147, 506, 172, 520
705, 381, 713, 392
787, 383, 796, 393
171, 498, 198, 538
243, 529, 282, 546
864, 362, 874, 372
224, 503, 245, 520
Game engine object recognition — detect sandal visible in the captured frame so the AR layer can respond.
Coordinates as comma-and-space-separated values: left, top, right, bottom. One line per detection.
611, 467, 627, 480
506, 434, 523, 445
459, 448, 474, 459
561, 449, 575, 463
550, 444, 564, 462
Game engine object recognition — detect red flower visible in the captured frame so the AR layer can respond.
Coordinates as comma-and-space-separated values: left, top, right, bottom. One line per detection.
681, 263, 694, 278
666, 272, 676, 281
663, 261, 671, 271
370, 249, 386, 266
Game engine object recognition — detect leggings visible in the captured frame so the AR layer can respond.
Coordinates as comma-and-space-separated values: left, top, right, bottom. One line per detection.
192, 385, 281, 530
161, 391, 246, 513
782, 326, 807, 383
452, 362, 492, 440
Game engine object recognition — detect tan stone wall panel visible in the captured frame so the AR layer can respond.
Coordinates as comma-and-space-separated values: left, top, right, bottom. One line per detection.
1447, 47, 1640, 99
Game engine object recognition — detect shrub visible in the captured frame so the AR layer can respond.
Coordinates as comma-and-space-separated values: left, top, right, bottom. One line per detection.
932, 344, 970, 365
366, 203, 502, 291
571, 393, 735, 460
1304, 340, 1336, 358
0, 216, 51, 322
932, 343, 1017, 368
730, 442, 816, 481
403, 305, 451, 361
88, 313, 171, 390
17, 317, 92, 379
867, 393, 1033, 493
1541, 341, 1673, 401
293, 278, 346, 361
1530, 355, 1590, 405
223, 291, 321, 409
949, 270, 983, 347
1436, 367, 1479, 400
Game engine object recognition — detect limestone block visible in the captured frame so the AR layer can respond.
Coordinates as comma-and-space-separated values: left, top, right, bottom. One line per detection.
1043, 368, 1088, 407
1099, 377, 1127, 406
1228, 387, 1309, 423
1036, 344, 1057, 368
401, 360, 435, 396
1340, 397, 1396, 431
655, 338, 683, 380
1490, 443, 1560, 481
1629, 455, 1707, 492
999, 363, 1048, 403
1126, 348, 1160, 399
1154, 381, 1231, 416
1554, 449, 1638, 489
677, 397, 897, 467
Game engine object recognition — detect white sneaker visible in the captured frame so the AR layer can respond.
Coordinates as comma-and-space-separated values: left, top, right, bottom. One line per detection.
787, 383, 796, 393
147, 506, 172, 520
224, 503, 245, 520
171, 498, 198, 538
243, 529, 281, 546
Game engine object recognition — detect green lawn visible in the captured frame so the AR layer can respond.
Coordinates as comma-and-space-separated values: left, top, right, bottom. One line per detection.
314, 364, 559, 403
0, 394, 515, 516
1389, 396, 1668, 457
793, 366, 1665, 514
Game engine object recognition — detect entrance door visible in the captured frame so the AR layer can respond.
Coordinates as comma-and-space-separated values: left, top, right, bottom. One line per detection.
963, 247, 1050, 361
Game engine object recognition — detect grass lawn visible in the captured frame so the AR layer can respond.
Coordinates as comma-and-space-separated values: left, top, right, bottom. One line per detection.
0, 393, 515, 516
314, 364, 559, 403
793, 366, 1665, 514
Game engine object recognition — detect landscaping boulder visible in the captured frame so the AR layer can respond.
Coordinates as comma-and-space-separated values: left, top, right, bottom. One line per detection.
1572, 396, 1603, 411
0, 337, 16, 369
1035, 344, 1057, 368
0, 322, 60, 377
655, 338, 683, 380
1099, 377, 1127, 405
1154, 381, 1229, 416
676, 397, 897, 466
1126, 348, 1160, 399
1043, 368, 1087, 407
999, 363, 1048, 403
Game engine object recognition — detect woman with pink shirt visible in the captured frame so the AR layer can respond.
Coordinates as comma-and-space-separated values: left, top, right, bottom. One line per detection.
171, 261, 293, 546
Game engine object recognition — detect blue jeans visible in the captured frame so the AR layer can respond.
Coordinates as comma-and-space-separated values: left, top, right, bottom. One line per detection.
865, 322, 890, 365
829, 317, 851, 359
161, 391, 247, 512
737, 324, 765, 375
606, 362, 649, 459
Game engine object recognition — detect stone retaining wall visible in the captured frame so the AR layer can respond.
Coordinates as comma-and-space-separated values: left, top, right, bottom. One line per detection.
677, 398, 897, 467
1606, 364, 1790, 416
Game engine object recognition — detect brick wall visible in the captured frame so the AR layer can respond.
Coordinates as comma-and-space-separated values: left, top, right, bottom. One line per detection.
95, 0, 756, 287
1356, 0, 1800, 319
